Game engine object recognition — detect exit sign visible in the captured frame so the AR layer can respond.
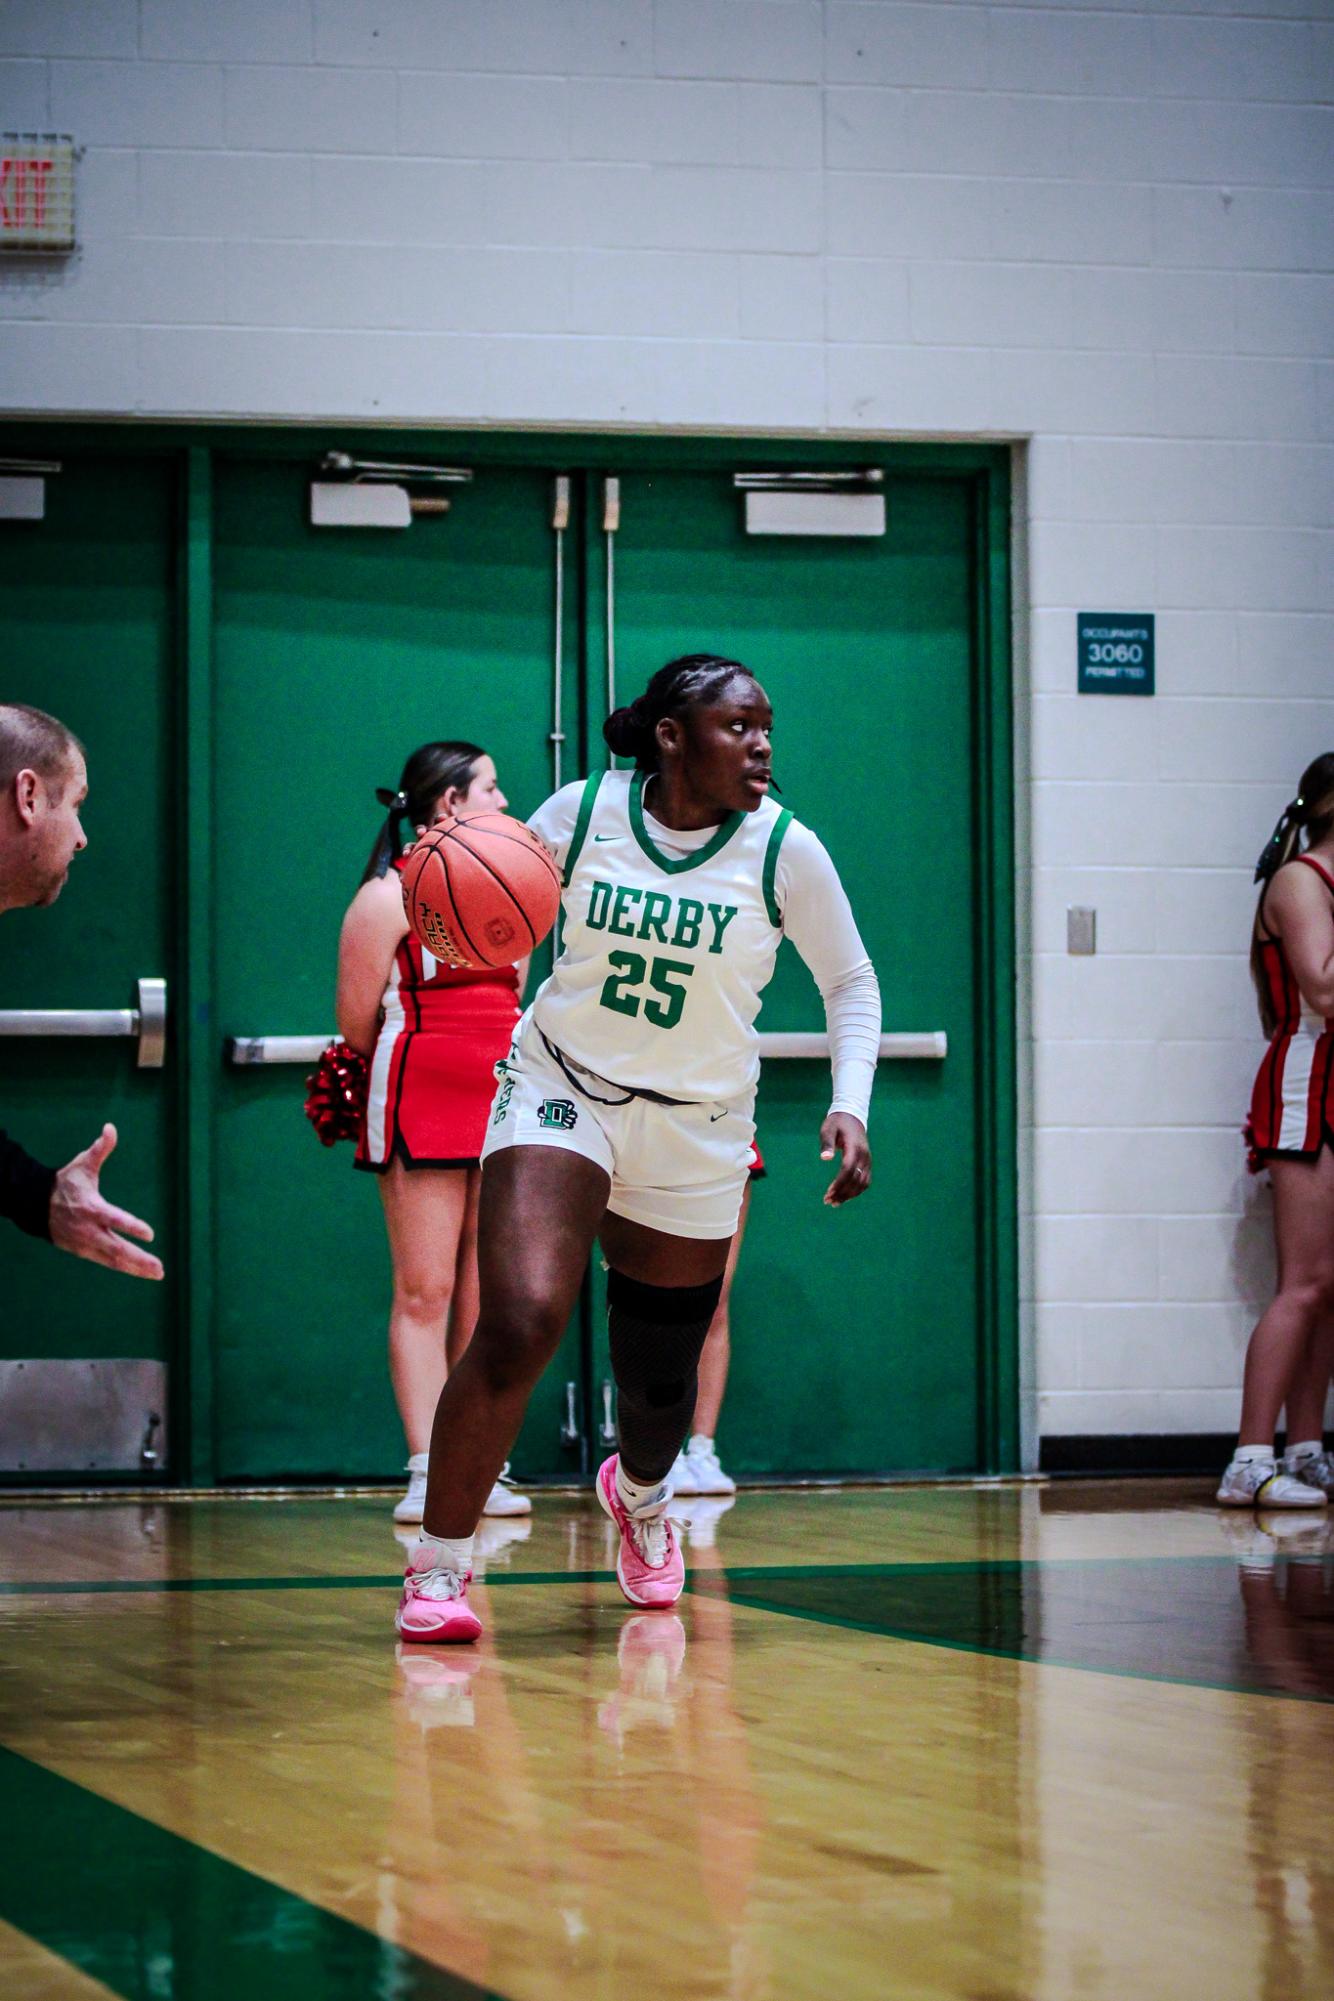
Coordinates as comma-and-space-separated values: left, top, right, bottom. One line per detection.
1078, 612, 1154, 695
0, 135, 75, 252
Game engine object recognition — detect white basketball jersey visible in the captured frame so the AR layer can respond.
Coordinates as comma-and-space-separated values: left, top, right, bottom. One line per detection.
529, 769, 793, 1102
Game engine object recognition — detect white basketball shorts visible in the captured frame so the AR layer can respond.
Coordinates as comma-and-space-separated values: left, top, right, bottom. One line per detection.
480, 1013, 756, 1241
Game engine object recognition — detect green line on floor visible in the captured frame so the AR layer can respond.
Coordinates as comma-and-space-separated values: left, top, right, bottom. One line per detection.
0, 1746, 506, 2001
0, 1552, 1282, 1599
0, 1569, 611, 1596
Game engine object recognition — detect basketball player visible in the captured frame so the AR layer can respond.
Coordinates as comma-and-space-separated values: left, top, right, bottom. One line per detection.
1218, 754, 1334, 1509
337, 743, 530, 1525
0, 702, 163, 1279
398, 655, 880, 1642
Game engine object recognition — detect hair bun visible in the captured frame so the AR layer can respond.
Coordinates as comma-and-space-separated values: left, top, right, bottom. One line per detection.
602, 704, 649, 759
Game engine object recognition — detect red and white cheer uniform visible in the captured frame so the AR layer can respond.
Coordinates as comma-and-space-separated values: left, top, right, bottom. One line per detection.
1247, 855, 1334, 1166
357, 858, 520, 1172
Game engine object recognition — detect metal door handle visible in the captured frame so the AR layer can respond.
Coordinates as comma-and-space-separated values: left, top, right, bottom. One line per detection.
599, 1380, 617, 1447
228, 1033, 331, 1065
560, 1381, 581, 1449
762, 1031, 946, 1061
0, 976, 167, 1069
140, 1411, 162, 1470
226, 1028, 947, 1065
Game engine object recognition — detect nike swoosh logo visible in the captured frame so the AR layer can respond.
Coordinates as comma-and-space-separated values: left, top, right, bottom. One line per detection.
593, 834, 622, 843
709, 1111, 727, 1123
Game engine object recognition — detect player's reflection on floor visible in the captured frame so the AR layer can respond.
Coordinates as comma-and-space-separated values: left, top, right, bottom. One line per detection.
395, 1643, 478, 1731
597, 1612, 687, 1747
595, 1495, 742, 1750
387, 1488, 766, 1996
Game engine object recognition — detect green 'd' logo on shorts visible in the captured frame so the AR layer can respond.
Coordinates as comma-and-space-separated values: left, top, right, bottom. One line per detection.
537, 1098, 578, 1131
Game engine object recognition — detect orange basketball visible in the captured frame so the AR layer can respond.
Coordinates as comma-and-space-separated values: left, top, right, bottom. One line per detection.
400, 811, 561, 969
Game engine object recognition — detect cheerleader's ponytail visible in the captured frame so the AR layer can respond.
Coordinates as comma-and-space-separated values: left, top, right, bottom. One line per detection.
1254, 796, 1305, 887
361, 787, 411, 883
357, 741, 486, 886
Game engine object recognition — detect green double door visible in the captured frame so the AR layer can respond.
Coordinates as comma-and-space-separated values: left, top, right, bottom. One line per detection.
0, 433, 1012, 1485
209, 446, 1012, 1482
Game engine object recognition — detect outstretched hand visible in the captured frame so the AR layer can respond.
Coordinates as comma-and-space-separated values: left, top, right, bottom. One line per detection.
819, 1112, 871, 1207
48, 1124, 165, 1281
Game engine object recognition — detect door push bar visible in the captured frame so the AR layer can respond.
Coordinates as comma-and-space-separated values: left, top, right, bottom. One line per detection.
0, 977, 167, 1069
759, 1031, 946, 1062
227, 1029, 947, 1066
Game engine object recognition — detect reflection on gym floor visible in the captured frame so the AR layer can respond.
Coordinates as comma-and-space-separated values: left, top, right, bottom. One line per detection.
1, 1481, 1331, 2001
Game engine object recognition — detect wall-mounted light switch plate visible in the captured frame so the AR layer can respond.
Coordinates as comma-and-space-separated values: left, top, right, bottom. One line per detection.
1067, 907, 1097, 955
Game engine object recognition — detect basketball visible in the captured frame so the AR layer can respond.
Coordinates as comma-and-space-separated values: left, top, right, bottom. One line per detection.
400, 811, 561, 969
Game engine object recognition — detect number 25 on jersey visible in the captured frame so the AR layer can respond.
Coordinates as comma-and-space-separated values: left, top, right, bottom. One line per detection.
600, 952, 693, 1030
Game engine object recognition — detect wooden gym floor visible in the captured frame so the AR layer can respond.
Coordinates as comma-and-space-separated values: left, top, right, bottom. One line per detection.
1, 1480, 1331, 2000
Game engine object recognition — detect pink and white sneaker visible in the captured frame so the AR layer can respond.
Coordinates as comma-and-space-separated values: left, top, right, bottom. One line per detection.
596, 1454, 685, 1610
395, 1546, 483, 1645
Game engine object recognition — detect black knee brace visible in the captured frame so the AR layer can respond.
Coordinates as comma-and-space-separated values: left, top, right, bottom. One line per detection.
606, 1268, 725, 1485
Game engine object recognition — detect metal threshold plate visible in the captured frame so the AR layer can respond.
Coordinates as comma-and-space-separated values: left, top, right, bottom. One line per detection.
0, 1358, 167, 1473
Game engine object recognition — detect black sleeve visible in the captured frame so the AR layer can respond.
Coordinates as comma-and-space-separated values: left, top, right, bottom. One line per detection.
0, 1127, 56, 1240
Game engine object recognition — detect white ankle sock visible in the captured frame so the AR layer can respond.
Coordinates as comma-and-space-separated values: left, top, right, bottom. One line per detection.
616, 1464, 668, 1513
1235, 1444, 1274, 1464
688, 1433, 714, 1454
413, 1528, 475, 1573
1284, 1438, 1322, 1465
405, 1452, 428, 1475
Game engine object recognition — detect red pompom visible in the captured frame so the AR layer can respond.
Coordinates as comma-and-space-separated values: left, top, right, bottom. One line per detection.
304, 1040, 369, 1147
1242, 1118, 1263, 1177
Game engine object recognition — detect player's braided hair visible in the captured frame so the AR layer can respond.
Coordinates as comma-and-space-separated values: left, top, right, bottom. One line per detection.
1251, 749, 1334, 1036
603, 653, 755, 772
360, 739, 486, 883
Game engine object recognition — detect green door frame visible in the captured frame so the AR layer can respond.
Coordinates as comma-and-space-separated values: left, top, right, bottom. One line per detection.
0, 422, 1017, 1482
179, 448, 218, 1484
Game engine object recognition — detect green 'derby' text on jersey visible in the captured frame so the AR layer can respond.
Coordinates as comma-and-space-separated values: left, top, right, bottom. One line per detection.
527, 769, 794, 1104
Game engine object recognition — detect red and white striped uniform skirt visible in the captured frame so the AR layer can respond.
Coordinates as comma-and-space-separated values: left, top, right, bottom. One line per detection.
356, 937, 520, 1173
1246, 932, 1333, 1166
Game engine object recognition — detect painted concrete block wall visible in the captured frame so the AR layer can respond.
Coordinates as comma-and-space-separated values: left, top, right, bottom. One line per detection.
2, 2, 1331, 1445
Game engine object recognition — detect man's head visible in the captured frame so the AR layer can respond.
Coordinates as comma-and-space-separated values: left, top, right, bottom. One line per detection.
0, 704, 88, 913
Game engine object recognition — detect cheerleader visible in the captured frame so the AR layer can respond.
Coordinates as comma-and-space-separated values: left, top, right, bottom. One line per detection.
1218, 754, 1334, 1508
337, 743, 530, 1523
397, 655, 880, 1643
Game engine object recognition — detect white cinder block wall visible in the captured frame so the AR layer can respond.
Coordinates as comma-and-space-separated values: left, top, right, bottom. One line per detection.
3, 1, 1331, 1457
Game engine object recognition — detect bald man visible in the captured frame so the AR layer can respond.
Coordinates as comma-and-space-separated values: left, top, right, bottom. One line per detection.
0, 703, 163, 1280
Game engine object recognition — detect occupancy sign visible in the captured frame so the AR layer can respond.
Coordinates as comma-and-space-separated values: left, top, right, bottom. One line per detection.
1077, 612, 1154, 696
